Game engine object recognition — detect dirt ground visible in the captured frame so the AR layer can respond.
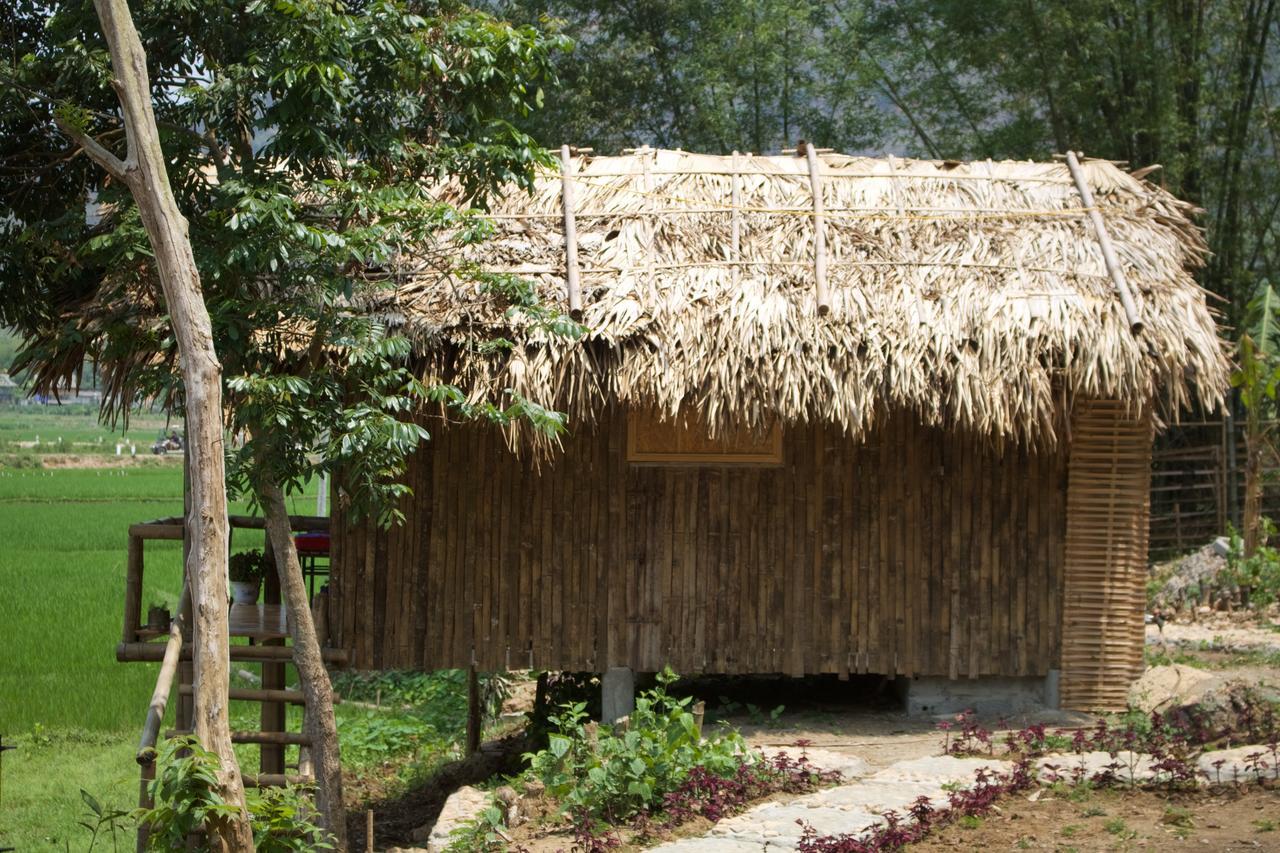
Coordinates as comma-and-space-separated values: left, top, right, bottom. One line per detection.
911, 785, 1280, 851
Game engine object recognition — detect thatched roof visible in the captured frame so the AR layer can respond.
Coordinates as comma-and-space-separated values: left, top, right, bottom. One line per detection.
389, 148, 1228, 446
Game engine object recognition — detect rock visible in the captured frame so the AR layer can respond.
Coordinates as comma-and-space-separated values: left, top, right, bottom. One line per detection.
867, 755, 1012, 786
1153, 542, 1227, 607
1163, 680, 1280, 739
494, 784, 519, 826
1128, 664, 1219, 713
1034, 751, 1158, 785
415, 785, 490, 853
649, 838, 768, 852
815, 780, 946, 814
1197, 745, 1280, 785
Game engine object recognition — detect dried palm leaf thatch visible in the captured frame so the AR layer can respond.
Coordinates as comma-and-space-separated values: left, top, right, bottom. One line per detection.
385, 149, 1228, 450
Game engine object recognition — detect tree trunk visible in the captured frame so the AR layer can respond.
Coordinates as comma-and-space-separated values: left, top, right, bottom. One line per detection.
1243, 430, 1263, 560
56, 0, 252, 847
257, 471, 348, 850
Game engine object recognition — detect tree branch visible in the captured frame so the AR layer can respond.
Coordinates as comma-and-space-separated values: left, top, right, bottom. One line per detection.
53, 117, 132, 182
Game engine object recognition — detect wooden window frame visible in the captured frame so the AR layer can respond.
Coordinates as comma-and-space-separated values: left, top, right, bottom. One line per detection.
625, 410, 784, 466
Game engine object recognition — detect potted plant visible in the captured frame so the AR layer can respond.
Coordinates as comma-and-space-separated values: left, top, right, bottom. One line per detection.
228, 549, 269, 605
146, 601, 171, 633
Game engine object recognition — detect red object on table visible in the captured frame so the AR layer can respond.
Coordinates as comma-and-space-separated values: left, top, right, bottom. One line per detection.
294, 530, 330, 554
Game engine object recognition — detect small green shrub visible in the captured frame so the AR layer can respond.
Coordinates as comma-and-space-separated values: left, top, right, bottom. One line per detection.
444, 802, 509, 853
76, 788, 131, 851
1103, 817, 1136, 839
135, 738, 243, 849
524, 668, 746, 822
1225, 520, 1280, 606
136, 736, 332, 851
250, 786, 333, 852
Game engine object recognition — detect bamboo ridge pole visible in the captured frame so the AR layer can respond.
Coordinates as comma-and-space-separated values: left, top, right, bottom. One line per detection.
803, 144, 832, 316
1064, 150, 1143, 334
560, 144, 584, 320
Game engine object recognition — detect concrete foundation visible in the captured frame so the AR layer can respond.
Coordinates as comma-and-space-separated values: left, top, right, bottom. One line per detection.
895, 675, 1058, 717
601, 666, 636, 724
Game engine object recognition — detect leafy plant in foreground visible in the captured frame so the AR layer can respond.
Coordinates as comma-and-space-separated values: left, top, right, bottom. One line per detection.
135, 738, 242, 851
524, 668, 745, 823
75, 788, 130, 852
135, 736, 332, 851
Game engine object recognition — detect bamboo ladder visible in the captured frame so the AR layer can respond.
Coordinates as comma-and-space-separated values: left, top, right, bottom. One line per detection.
122, 514, 348, 852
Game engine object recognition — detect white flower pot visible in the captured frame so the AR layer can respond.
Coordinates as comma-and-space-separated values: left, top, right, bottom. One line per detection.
230, 580, 260, 605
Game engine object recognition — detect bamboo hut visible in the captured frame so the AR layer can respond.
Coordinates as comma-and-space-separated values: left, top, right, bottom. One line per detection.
326, 148, 1229, 713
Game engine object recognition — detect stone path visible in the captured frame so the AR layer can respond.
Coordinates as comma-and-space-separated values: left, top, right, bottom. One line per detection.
650, 753, 1011, 851
650, 744, 1279, 851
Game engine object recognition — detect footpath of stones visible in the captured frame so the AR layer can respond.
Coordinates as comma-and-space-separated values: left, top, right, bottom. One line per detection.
648, 743, 1280, 852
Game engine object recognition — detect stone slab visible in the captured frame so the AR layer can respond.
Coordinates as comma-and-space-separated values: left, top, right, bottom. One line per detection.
711, 803, 882, 849
419, 784, 489, 852
648, 838, 767, 852
810, 780, 947, 814
868, 755, 1012, 785
757, 747, 869, 780
1198, 745, 1280, 785
1034, 751, 1157, 785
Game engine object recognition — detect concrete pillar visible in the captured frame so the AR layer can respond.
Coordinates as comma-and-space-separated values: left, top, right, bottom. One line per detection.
601, 667, 635, 724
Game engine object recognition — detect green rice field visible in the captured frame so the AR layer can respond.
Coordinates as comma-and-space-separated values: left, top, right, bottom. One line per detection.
0, 424, 332, 849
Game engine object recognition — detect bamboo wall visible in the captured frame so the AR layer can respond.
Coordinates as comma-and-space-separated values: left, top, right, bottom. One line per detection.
329, 409, 1075, 679
1060, 401, 1152, 710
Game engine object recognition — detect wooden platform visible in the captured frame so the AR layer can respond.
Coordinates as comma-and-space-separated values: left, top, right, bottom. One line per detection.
229, 603, 291, 640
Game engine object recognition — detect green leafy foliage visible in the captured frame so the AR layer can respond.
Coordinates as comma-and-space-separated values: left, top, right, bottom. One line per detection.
524, 668, 747, 823
135, 736, 333, 851
134, 738, 244, 850
1225, 519, 1280, 606
227, 548, 272, 584
249, 786, 334, 852
76, 787, 131, 852
1, 0, 577, 529
328, 669, 513, 769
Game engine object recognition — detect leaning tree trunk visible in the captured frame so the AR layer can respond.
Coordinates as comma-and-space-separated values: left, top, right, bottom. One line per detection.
54, 0, 253, 847
256, 469, 347, 849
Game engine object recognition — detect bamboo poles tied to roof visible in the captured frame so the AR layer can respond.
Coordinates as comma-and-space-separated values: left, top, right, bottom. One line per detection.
386, 148, 1227, 450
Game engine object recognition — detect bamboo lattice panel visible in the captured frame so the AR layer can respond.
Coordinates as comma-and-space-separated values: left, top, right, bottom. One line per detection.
1061, 400, 1152, 711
